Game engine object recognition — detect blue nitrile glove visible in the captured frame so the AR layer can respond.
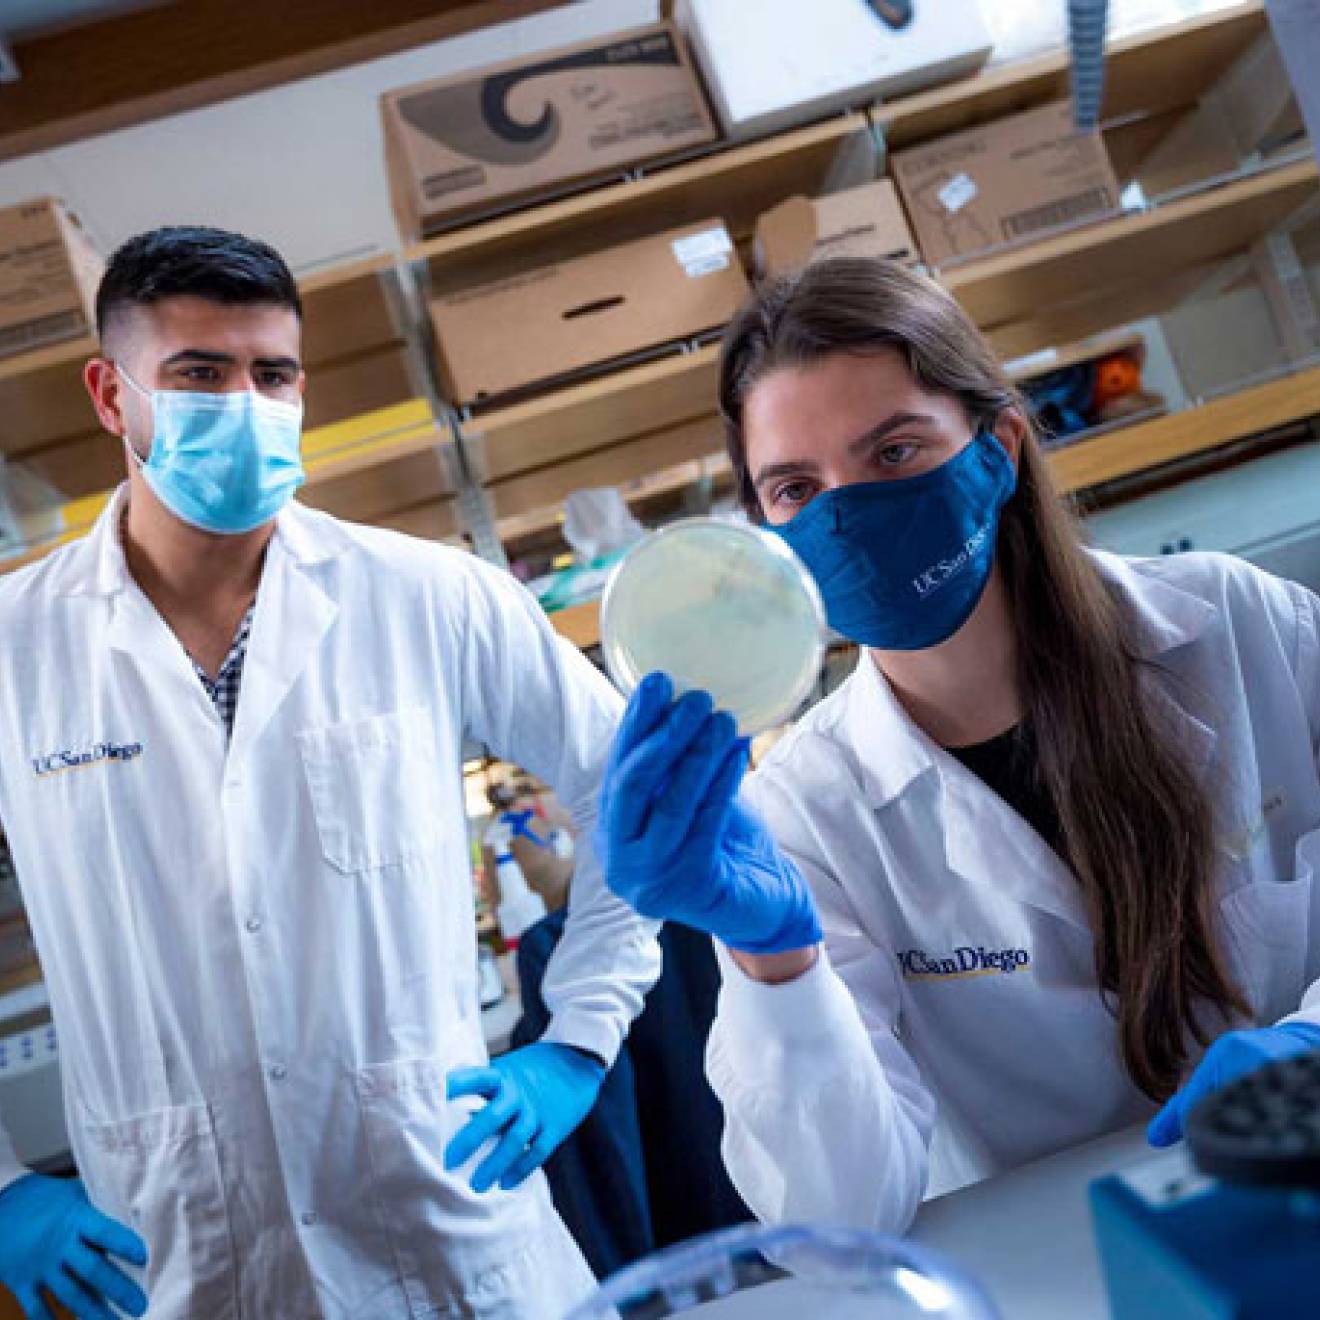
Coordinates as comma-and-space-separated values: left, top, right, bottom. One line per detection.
1148, 1021, 1320, 1147
595, 672, 822, 955
0, 1173, 148, 1320
445, 1042, 606, 1193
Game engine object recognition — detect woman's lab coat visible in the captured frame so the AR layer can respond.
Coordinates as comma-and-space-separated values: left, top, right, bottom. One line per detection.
0, 488, 660, 1319
709, 551, 1320, 1233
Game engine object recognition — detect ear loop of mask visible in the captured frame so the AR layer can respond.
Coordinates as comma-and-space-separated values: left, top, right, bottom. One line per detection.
112, 363, 155, 467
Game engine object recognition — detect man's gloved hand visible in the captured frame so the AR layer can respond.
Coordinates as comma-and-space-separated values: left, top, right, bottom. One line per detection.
1148, 1021, 1320, 1147
445, 1042, 606, 1193
595, 672, 822, 955
0, 1173, 148, 1320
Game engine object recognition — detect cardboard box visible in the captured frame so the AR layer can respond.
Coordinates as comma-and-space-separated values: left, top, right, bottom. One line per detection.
754, 181, 920, 277
430, 220, 749, 407
677, 0, 991, 141
892, 102, 1121, 267
1207, 30, 1306, 159
381, 23, 717, 239
0, 198, 102, 361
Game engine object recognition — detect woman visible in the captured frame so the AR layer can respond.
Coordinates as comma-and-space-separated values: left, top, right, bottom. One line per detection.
595, 257, 1320, 1233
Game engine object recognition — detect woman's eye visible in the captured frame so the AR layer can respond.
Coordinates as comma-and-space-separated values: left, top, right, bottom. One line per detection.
877, 442, 918, 467
774, 480, 815, 508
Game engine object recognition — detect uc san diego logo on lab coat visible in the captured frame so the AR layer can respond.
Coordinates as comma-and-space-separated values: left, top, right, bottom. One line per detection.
31, 740, 144, 778
898, 945, 1031, 981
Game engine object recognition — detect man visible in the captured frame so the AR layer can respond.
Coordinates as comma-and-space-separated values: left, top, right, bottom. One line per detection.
0, 227, 659, 1319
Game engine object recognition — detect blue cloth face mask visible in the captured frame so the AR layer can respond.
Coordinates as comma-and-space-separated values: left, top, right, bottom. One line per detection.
772, 429, 1018, 650
119, 366, 305, 535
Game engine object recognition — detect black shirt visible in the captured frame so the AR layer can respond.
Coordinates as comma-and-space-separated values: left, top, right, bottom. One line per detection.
946, 722, 1068, 862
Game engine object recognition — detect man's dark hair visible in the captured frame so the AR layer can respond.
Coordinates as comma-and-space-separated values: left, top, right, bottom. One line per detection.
95, 225, 302, 345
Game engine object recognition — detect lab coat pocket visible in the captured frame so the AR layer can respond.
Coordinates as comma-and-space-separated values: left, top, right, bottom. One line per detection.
355, 1053, 541, 1316
298, 707, 440, 875
1219, 868, 1315, 1024
81, 1101, 239, 1320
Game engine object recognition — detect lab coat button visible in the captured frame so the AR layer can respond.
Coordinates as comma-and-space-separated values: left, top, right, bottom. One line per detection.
300, 1211, 318, 1227
268, 1063, 288, 1082
245, 916, 262, 933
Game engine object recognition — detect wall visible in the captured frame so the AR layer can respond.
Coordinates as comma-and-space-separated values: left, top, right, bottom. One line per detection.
0, 0, 658, 276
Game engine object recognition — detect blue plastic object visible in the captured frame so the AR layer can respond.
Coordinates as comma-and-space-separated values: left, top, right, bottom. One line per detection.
1068, 0, 1109, 130
445, 1042, 607, 1193
596, 674, 822, 955
0, 1173, 148, 1320
1148, 1022, 1320, 1148
1092, 1147, 1320, 1319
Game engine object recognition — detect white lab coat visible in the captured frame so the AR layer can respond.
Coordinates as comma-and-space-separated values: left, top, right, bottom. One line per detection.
709, 550, 1320, 1234
0, 487, 661, 1319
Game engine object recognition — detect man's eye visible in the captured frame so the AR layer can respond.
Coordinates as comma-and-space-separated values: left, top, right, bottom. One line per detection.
181, 365, 220, 383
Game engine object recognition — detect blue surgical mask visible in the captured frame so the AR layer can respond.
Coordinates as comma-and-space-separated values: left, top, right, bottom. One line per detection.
772, 430, 1017, 650
119, 366, 305, 535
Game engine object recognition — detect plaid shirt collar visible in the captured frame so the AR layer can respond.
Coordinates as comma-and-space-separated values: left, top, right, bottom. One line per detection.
192, 606, 255, 739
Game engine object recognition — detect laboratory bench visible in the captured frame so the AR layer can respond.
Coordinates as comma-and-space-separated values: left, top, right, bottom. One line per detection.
678, 1125, 1156, 1318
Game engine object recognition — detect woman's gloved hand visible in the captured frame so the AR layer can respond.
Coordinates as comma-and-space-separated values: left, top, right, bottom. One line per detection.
1148, 1021, 1320, 1147
0, 1172, 148, 1320
595, 672, 822, 956
445, 1042, 606, 1193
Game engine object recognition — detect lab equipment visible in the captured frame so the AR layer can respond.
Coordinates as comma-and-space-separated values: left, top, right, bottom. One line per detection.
1147, 1021, 1320, 1147
597, 674, 822, 955
773, 430, 1017, 651
0, 1173, 148, 1320
1093, 1050, 1320, 1318
485, 818, 548, 943
601, 518, 825, 738
445, 1041, 606, 1193
565, 1221, 1001, 1318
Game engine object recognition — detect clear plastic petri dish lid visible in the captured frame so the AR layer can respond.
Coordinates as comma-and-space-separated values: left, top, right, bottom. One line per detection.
564, 1222, 1002, 1319
600, 517, 826, 737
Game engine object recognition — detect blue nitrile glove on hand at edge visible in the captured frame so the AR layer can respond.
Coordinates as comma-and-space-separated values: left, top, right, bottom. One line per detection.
594, 671, 822, 957
1147, 1021, 1320, 1147
445, 1041, 606, 1193
0, 1172, 148, 1320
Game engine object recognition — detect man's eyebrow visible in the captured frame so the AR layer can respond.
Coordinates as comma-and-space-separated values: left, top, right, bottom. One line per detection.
161, 349, 236, 366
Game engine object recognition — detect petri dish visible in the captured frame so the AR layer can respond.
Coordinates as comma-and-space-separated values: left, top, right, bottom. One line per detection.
600, 517, 826, 736
564, 1222, 1002, 1319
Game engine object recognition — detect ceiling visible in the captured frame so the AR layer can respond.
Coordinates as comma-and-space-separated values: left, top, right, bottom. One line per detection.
0, 0, 169, 41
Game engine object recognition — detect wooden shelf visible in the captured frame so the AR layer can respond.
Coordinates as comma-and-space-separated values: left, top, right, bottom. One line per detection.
872, 3, 1268, 152
549, 601, 603, 650
945, 158, 1320, 341
410, 114, 878, 295
1048, 364, 1320, 494
463, 346, 723, 485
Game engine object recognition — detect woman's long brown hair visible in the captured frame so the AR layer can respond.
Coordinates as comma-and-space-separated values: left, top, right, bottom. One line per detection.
718, 257, 1247, 1101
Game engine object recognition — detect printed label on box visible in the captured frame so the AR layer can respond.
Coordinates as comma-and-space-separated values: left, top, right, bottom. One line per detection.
673, 227, 734, 277
938, 172, 978, 214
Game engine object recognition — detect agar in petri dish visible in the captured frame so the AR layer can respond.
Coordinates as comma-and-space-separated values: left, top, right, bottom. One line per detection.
600, 517, 826, 736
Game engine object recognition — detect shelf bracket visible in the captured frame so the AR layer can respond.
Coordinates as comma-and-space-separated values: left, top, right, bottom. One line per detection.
1252, 231, 1320, 367
384, 254, 508, 566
